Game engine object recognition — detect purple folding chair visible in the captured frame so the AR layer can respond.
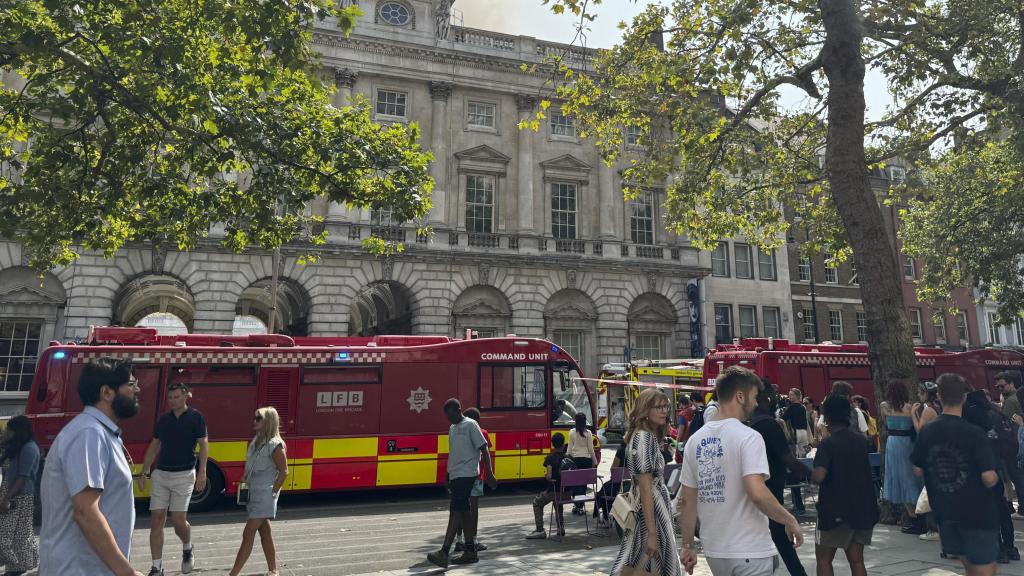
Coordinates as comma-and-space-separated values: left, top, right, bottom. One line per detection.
550, 468, 599, 538
595, 467, 627, 527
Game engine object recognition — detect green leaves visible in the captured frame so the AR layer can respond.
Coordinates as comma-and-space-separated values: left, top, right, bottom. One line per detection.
0, 0, 429, 269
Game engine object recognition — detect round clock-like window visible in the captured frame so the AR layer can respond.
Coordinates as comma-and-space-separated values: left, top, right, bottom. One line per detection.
379, 2, 411, 26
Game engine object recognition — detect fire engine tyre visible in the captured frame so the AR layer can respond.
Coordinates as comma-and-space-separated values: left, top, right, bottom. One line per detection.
189, 463, 224, 513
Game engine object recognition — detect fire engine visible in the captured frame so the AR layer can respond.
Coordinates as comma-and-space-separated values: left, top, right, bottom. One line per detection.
703, 338, 1024, 407
595, 359, 708, 443
24, 326, 597, 511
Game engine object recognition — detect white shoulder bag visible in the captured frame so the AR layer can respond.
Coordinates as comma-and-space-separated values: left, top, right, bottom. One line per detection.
610, 444, 639, 534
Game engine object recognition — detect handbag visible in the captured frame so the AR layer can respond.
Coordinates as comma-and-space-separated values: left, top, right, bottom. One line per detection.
610, 478, 638, 534
915, 487, 931, 515
237, 482, 250, 506
621, 554, 657, 576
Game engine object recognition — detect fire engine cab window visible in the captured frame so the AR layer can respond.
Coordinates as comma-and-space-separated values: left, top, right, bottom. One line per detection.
553, 365, 593, 427
480, 365, 546, 410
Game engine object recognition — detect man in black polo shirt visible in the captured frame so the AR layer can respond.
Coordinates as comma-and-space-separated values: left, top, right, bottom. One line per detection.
139, 383, 208, 575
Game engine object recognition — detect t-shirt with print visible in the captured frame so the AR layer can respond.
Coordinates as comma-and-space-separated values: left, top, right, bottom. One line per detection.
447, 417, 487, 480
749, 413, 790, 502
682, 418, 776, 559
813, 427, 879, 531
910, 414, 998, 529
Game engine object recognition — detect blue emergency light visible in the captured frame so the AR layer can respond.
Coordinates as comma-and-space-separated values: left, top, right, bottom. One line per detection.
335, 351, 351, 362
53, 351, 66, 359
551, 345, 559, 353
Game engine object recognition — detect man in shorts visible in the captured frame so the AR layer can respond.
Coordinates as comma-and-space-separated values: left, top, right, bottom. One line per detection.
427, 398, 497, 568
139, 382, 208, 575
912, 373, 1000, 576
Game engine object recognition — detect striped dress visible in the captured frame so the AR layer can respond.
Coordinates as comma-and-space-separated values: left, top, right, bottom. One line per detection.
610, 430, 682, 576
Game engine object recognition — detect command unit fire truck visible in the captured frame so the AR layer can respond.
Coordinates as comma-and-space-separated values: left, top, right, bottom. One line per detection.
24, 327, 597, 510
703, 338, 1024, 407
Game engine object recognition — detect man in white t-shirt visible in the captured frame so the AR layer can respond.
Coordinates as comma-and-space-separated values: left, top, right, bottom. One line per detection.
678, 366, 803, 576
815, 381, 868, 437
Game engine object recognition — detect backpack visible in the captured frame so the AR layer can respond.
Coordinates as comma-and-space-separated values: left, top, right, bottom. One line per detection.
964, 390, 1019, 464
559, 455, 578, 473
687, 406, 707, 440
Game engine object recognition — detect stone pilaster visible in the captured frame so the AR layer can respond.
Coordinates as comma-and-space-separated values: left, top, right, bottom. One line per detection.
598, 160, 618, 239
428, 81, 453, 226
515, 94, 538, 234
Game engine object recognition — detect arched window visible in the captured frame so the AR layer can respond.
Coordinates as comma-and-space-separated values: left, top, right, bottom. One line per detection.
232, 314, 268, 336
136, 312, 189, 335
452, 285, 511, 339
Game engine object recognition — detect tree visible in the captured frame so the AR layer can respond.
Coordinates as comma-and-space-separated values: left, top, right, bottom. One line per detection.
0, 0, 433, 269
542, 0, 1021, 402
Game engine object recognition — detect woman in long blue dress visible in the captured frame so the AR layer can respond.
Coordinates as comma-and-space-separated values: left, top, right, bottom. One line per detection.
879, 380, 925, 534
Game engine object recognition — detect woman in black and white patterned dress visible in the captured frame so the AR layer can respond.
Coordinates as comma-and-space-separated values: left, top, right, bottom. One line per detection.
610, 388, 682, 576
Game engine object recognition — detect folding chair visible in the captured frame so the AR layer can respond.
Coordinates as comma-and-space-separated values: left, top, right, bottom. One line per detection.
595, 466, 627, 528
550, 468, 599, 537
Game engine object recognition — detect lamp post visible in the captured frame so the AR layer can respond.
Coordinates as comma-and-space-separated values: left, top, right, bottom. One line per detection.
790, 216, 820, 344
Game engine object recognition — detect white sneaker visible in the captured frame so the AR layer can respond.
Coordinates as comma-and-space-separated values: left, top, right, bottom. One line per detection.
525, 529, 547, 539
920, 531, 940, 541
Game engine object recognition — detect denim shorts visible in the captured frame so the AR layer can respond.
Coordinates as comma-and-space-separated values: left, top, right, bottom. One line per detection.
939, 521, 999, 566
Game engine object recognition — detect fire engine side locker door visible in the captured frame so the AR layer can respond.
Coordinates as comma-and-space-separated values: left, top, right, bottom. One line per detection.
258, 366, 302, 489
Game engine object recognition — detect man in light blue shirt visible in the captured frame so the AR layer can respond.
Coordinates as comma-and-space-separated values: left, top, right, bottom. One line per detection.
40, 357, 145, 576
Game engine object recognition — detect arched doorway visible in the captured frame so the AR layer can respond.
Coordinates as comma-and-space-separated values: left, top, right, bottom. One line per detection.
235, 278, 311, 336
452, 285, 511, 338
349, 281, 414, 336
113, 274, 194, 334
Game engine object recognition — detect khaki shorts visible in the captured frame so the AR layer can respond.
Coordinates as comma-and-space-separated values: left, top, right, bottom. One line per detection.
816, 524, 873, 549
150, 469, 196, 512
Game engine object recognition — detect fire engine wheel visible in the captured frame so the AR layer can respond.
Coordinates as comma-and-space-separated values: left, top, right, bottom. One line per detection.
189, 463, 224, 513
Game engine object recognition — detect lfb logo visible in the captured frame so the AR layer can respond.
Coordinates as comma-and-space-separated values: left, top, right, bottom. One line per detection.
407, 386, 432, 413
317, 390, 364, 408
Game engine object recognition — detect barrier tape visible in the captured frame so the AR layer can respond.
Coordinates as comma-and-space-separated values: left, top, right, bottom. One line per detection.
572, 376, 714, 392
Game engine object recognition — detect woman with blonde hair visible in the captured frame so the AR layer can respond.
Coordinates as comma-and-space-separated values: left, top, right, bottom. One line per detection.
228, 407, 288, 576
610, 388, 682, 576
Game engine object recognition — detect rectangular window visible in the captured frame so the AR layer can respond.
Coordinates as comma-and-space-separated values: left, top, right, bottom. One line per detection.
802, 308, 817, 342
0, 320, 42, 393
625, 125, 642, 146
935, 315, 947, 343
828, 310, 843, 342
909, 308, 923, 340
467, 101, 496, 128
465, 175, 495, 233
633, 334, 663, 360
714, 304, 733, 344
375, 89, 407, 117
798, 256, 811, 282
472, 329, 497, 339
712, 242, 730, 277
757, 248, 777, 281
823, 252, 838, 283
551, 182, 578, 239
553, 330, 583, 364
988, 312, 1002, 345
370, 208, 394, 227
856, 311, 867, 342
850, 259, 859, 285
480, 365, 547, 409
551, 110, 576, 138
629, 190, 654, 245
957, 312, 969, 342
1017, 318, 1024, 346
738, 305, 758, 338
903, 256, 916, 280
734, 244, 754, 279
763, 307, 782, 339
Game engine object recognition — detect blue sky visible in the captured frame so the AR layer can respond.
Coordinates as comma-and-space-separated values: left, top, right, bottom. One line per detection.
457, 1, 891, 121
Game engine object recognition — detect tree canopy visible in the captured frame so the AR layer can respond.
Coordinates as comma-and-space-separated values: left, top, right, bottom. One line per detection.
0, 0, 433, 269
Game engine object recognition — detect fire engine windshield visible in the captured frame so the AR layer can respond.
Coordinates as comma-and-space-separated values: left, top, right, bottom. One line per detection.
552, 361, 594, 428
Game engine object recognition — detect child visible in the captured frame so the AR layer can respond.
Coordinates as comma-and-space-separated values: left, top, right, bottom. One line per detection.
525, 433, 567, 539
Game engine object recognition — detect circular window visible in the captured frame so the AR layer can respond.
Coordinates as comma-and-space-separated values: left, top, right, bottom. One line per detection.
378, 2, 411, 26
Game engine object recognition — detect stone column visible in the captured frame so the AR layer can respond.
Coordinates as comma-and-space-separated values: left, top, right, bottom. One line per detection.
328, 68, 359, 222
428, 81, 453, 226
515, 94, 537, 234
598, 160, 618, 239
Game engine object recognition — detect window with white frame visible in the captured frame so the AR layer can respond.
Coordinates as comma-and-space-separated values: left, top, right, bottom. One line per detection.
735, 244, 754, 279
802, 308, 816, 342
714, 304, 733, 344
763, 307, 782, 339
550, 182, 578, 239
757, 248, 777, 280
633, 334, 662, 360
828, 310, 843, 342
465, 174, 495, 233
553, 330, 584, 364
0, 320, 43, 393
903, 256, 916, 280
890, 166, 907, 184
856, 311, 867, 342
375, 89, 407, 117
625, 125, 642, 146
957, 312, 969, 342
988, 312, 1002, 345
370, 208, 394, 227
909, 308, 923, 340
739, 305, 758, 338
798, 256, 811, 282
467, 101, 496, 129
712, 242, 730, 277
550, 110, 576, 138
935, 315, 947, 343
823, 252, 838, 284
629, 190, 654, 245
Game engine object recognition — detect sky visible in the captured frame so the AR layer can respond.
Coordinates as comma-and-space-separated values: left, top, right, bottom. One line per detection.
456, 0, 891, 121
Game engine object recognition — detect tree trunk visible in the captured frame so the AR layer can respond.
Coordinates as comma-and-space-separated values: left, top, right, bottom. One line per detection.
818, 0, 918, 418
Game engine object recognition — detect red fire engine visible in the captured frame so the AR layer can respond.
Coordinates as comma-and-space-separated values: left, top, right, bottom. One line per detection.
703, 338, 1024, 407
24, 327, 596, 510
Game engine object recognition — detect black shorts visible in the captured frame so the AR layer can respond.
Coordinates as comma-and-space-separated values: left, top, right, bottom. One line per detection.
449, 476, 477, 513
939, 521, 999, 566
